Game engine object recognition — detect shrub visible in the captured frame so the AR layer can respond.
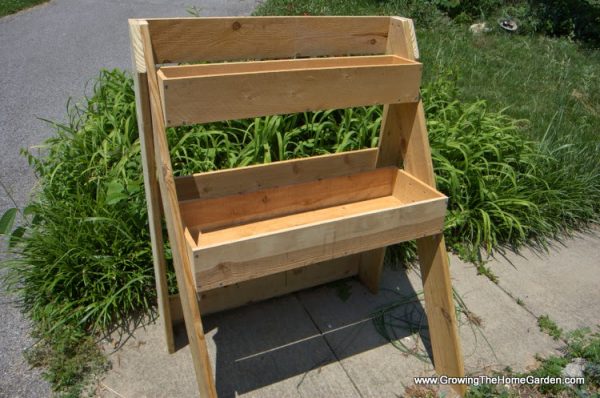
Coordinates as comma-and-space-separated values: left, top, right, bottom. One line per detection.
530, 0, 600, 45
431, 0, 504, 21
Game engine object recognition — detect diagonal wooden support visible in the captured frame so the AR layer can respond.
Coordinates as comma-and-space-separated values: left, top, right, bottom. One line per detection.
386, 101, 466, 396
358, 17, 422, 294
375, 17, 466, 395
129, 20, 176, 354
138, 20, 217, 397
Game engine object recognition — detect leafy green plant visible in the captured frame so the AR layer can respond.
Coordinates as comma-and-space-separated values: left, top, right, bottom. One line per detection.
466, 327, 600, 397
24, 325, 107, 397
530, 0, 600, 45
538, 314, 563, 340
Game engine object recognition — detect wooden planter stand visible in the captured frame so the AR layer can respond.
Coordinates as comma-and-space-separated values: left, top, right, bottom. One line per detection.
129, 16, 465, 397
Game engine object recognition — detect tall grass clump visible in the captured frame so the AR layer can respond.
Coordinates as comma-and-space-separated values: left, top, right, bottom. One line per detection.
423, 75, 600, 260
1, 69, 150, 394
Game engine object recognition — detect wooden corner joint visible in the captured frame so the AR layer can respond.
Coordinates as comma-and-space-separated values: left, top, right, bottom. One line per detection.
389, 16, 420, 61
128, 19, 149, 73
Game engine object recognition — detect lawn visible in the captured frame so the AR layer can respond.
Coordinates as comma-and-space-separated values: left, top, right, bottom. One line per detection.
0, 0, 48, 17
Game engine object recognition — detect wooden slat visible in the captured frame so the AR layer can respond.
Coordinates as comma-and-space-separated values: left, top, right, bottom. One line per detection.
140, 22, 218, 397
158, 57, 422, 126
381, 18, 466, 396
159, 54, 413, 78
357, 16, 420, 294
180, 167, 396, 234
188, 170, 447, 290
169, 255, 361, 320
193, 201, 445, 291
146, 17, 390, 64
175, 148, 378, 201
129, 20, 175, 353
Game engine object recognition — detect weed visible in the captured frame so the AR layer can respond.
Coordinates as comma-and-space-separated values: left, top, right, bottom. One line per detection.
25, 325, 108, 397
538, 314, 563, 340
327, 279, 352, 302
371, 284, 492, 363
476, 264, 499, 284
466, 327, 600, 397
466, 384, 516, 398
404, 384, 440, 398
516, 298, 525, 306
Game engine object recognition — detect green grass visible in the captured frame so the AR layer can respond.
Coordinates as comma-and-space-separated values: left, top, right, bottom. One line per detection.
466, 327, 600, 397
0, 0, 48, 17
255, 0, 600, 259
538, 314, 564, 340
254, 2, 600, 145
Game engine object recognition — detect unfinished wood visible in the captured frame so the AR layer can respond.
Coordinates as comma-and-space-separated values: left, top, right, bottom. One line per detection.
158, 56, 422, 126
358, 16, 421, 294
146, 17, 390, 64
395, 101, 466, 394
390, 21, 465, 395
175, 148, 378, 201
184, 169, 447, 290
128, 20, 174, 353
169, 255, 360, 321
194, 208, 443, 291
357, 248, 386, 293
133, 16, 464, 397
129, 19, 146, 73
140, 23, 217, 398
181, 167, 396, 234
160, 54, 414, 78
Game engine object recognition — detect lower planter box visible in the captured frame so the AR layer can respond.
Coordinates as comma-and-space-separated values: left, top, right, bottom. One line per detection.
180, 166, 447, 291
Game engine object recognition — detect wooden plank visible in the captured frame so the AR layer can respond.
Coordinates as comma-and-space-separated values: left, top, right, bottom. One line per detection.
395, 101, 465, 394
128, 20, 175, 353
196, 192, 444, 249
139, 22, 218, 398
158, 57, 422, 126
189, 169, 447, 291
159, 54, 414, 78
190, 169, 444, 248
180, 167, 396, 234
385, 19, 466, 396
358, 248, 386, 293
357, 16, 419, 293
175, 148, 378, 201
193, 205, 444, 291
146, 17, 390, 64
169, 254, 360, 321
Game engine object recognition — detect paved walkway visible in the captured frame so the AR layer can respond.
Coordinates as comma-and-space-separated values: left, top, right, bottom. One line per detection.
98, 232, 599, 397
0, 1, 258, 396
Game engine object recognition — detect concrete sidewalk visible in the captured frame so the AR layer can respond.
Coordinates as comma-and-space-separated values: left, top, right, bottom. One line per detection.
97, 232, 599, 397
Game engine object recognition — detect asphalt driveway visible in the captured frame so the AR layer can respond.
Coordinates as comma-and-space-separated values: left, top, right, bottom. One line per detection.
0, 1, 258, 396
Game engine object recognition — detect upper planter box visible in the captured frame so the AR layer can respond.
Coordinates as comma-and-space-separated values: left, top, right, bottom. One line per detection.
157, 54, 422, 126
